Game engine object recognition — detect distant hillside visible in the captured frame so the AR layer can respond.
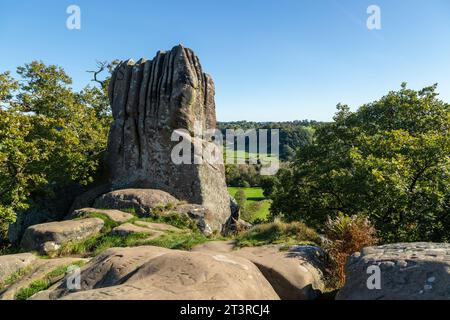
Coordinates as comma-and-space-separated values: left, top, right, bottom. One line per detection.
217, 120, 325, 161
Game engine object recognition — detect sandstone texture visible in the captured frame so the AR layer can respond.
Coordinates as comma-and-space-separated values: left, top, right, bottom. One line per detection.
0, 257, 87, 300
94, 189, 178, 216
336, 243, 450, 300
31, 246, 280, 300
20, 218, 104, 254
0, 253, 37, 285
105, 45, 231, 232
192, 242, 326, 300
233, 245, 325, 300
174, 203, 215, 235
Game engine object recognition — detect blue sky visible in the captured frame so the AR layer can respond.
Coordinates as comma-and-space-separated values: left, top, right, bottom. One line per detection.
1, 0, 449, 121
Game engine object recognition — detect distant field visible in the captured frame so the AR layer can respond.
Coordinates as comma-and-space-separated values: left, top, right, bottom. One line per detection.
227, 187, 271, 222
223, 148, 280, 166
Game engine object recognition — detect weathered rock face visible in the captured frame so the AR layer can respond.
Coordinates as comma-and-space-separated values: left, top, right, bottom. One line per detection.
105, 45, 231, 232
192, 242, 326, 300
32, 246, 280, 300
20, 218, 104, 255
93, 189, 178, 216
336, 243, 450, 300
0, 253, 37, 285
0, 257, 87, 300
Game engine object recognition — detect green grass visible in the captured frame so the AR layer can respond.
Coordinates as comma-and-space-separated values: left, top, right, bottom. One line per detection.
227, 187, 271, 222
14, 260, 85, 300
143, 230, 210, 251
235, 219, 321, 248
0, 264, 34, 291
59, 211, 213, 257
228, 187, 265, 202
59, 232, 150, 257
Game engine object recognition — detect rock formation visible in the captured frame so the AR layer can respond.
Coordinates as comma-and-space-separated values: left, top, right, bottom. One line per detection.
31, 246, 280, 300
20, 218, 105, 255
105, 45, 231, 232
336, 243, 450, 300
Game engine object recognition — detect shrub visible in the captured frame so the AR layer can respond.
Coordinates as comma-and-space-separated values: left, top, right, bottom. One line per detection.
324, 213, 378, 288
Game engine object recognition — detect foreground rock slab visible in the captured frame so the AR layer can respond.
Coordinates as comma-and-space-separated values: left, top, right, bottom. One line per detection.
0, 253, 37, 285
192, 242, 326, 300
336, 242, 450, 300
234, 245, 325, 300
31, 246, 280, 300
20, 218, 104, 255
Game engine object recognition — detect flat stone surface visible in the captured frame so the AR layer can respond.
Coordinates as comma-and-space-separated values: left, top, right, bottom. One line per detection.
111, 223, 164, 239
0, 253, 37, 284
31, 246, 279, 300
68, 208, 134, 223
0, 257, 88, 300
336, 242, 450, 300
20, 218, 104, 254
233, 245, 326, 300
34, 246, 172, 299
192, 242, 325, 300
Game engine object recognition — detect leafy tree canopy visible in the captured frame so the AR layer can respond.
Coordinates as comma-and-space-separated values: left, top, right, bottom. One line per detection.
270, 84, 450, 243
0, 61, 112, 242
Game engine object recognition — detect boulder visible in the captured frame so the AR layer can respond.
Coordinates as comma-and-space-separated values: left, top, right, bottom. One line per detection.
94, 189, 178, 216
336, 242, 450, 300
105, 45, 231, 233
192, 242, 326, 300
0, 253, 37, 285
20, 218, 104, 255
174, 204, 215, 235
32, 246, 280, 300
233, 245, 326, 300
67, 208, 133, 223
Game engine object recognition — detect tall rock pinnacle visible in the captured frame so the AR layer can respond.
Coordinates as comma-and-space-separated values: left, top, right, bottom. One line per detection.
106, 45, 231, 231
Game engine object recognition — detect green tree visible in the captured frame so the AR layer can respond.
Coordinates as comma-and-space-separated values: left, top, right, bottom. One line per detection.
270, 84, 450, 243
0, 61, 111, 244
